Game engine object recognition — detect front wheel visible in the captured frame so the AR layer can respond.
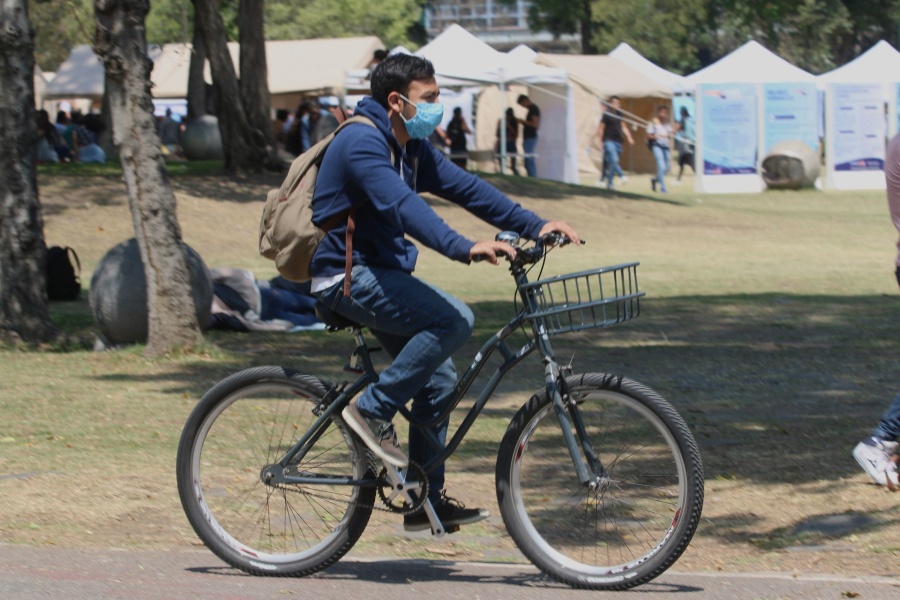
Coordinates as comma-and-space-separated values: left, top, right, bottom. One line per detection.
496, 373, 704, 590
176, 366, 376, 576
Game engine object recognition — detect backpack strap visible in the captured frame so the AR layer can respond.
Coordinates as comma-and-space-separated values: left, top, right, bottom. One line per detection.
65, 247, 81, 276
322, 116, 395, 298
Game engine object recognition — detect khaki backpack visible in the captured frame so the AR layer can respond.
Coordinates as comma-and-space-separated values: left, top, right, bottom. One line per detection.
259, 115, 384, 286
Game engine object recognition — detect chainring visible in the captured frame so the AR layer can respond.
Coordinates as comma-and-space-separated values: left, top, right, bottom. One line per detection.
376, 461, 429, 515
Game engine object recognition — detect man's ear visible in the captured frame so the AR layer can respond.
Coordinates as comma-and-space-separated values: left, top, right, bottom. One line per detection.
387, 91, 404, 115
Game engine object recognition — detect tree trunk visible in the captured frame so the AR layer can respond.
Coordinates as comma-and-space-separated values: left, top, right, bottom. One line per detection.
580, 0, 597, 55
191, 0, 271, 176
238, 0, 275, 149
93, 0, 204, 357
187, 19, 208, 121
0, 0, 61, 343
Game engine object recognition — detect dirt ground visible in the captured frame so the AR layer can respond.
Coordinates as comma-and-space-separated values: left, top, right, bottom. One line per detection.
3, 172, 899, 580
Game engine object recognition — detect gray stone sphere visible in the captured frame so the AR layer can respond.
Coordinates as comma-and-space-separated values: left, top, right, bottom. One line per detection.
762, 140, 821, 190
89, 239, 213, 345
182, 115, 224, 161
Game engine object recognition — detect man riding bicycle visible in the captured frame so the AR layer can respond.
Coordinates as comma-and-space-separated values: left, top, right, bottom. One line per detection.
310, 54, 579, 531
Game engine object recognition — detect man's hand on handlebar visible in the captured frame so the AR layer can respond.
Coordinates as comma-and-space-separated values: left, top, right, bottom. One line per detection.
470, 240, 517, 265
538, 221, 581, 246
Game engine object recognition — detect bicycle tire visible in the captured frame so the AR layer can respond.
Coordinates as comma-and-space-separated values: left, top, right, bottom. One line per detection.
176, 366, 376, 576
496, 372, 704, 590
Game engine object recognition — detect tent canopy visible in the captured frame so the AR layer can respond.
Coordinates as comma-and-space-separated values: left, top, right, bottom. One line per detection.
535, 53, 672, 99
44, 37, 383, 101
817, 40, 900, 85
686, 40, 815, 85
415, 24, 566, 85
609, 43, 688, 93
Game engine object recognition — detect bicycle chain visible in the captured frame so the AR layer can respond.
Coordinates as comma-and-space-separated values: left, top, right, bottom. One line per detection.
274, 460, 429, 516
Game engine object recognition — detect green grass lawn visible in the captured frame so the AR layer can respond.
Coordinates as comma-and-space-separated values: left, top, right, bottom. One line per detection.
2, 170, 899, 574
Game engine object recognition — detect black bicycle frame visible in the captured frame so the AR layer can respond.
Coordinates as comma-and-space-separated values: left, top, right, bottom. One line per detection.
275, 261, 602, 488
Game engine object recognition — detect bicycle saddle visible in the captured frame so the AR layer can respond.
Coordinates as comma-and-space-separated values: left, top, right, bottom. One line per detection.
314, 300, 362, 330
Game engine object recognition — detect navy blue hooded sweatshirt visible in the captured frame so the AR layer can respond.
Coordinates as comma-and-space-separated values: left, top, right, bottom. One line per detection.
310, 97, 547, 279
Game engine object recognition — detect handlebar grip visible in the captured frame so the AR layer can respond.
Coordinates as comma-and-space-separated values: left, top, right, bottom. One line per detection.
472, 250, 509, 263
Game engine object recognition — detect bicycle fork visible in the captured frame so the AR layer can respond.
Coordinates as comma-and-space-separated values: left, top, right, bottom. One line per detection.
545, 361, 607, 487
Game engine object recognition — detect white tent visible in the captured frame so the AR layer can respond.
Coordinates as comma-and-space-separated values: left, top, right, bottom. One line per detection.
507, 44, 537, 63
43, 44, 107, 101
535, 53, 672, 177
685, 40, 815, 85
609, 43, 688, 94
415, 24, 577, 183
44, 38, 383, 105
817, 40, 900, 87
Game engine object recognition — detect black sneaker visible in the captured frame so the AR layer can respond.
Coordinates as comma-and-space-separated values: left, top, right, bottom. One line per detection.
651, 177, 657, 192
403, 491, 489, 532
342, 399, 408, 468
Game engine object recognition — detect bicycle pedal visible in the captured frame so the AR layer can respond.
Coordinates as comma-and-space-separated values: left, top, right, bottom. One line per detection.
438, 524, 460, 535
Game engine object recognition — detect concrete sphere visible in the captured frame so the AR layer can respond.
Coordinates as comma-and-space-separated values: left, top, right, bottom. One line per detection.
762, 140, 821, 189
182, 115, 224, 161
89, 239, 213, 345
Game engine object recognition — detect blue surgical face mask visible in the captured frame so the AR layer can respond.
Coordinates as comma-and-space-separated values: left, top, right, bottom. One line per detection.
398, 93, 444, 140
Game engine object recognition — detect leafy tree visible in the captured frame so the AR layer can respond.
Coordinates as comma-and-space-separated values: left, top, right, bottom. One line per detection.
704, 0, 899, 73
516, 0, 597, 54
592, 0, 706, 72
1, 0, 61, 344
264, 0, 422, 48
192, 0, 274, 175
29, 0, 92, 71
94, 0, 204, 357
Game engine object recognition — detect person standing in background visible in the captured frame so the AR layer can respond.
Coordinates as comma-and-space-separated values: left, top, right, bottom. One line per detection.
647, 105, 674, 193
675, 106, 696, 182
445, 107, 472, 169
517, 94, 540, 178
496, 108, 519, 176
595, 96, 634, 190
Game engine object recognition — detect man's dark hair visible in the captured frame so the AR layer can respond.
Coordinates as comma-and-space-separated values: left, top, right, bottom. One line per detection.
373, 49, 387, 61
370, 54, 435, 108
608, 95, 620, 103
517, 94, 530, 104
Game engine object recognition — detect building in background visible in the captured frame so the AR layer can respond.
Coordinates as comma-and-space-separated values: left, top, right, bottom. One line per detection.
424, 0, 579, 51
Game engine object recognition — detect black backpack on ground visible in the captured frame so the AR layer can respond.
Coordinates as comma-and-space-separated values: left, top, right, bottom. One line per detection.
46, 245, 81, 301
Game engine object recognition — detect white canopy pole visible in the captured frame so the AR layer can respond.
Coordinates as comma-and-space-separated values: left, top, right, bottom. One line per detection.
499, 75, 507, 175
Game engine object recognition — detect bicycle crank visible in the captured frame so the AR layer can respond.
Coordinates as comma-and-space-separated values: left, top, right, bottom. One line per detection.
376, 461, 429, 515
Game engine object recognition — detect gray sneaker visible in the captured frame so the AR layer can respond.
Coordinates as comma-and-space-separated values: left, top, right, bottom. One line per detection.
853, 436, 899, 487
342, 400, 408, 468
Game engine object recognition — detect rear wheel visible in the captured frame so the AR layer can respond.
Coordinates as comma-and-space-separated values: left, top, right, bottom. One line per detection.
496, 373, 704, 590
176, 366, 375, 576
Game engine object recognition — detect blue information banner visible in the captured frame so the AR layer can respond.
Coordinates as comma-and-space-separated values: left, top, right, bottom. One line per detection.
700, 83, 758, 175
831, 83, 885, 172
763, 83, 818, 154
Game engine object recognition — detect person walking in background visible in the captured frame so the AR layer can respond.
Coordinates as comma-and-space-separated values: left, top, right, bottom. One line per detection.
852, 132, 900, 490
647, 105, 674, 193
496, 108, 519, 175
516, 94, 540, 177
158, 108, 183, 158
675, 106, 696, 182
445, 107, 471, 169
595, 96, 634, 190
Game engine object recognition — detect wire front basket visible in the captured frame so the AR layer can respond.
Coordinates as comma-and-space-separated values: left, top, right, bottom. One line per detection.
520, 262, 644, 336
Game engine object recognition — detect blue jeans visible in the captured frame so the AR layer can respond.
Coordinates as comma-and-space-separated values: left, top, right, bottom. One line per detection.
603, 140, 624, 188
652, 144, 671, 192
320, 265, 475, 499
523, 136, 537, 177
873, 393, 900, 440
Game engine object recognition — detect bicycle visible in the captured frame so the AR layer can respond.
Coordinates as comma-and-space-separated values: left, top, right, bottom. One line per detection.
176, 232, 704, 591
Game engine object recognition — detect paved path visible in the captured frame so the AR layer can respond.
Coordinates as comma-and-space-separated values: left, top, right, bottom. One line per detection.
1, 545, 898, 599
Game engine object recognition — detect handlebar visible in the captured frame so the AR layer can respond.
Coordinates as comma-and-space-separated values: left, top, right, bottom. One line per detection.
472, 232, 584, 267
